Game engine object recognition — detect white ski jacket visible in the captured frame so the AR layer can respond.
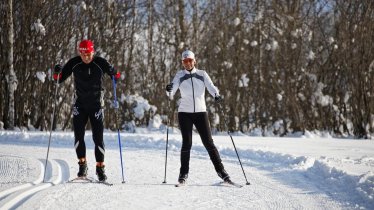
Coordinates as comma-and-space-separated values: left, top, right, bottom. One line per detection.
169, 68, 219, 113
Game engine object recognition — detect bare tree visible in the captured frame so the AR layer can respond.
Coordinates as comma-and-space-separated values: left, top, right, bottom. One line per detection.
4, 0, 17, 130
0, 0, 373, 137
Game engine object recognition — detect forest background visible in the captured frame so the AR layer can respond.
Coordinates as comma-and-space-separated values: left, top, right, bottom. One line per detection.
1, 0, 373, 138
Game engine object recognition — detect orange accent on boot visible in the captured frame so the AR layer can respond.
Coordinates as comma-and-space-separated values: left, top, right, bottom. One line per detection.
78, 158, 86, 164
96, 162, 105, 167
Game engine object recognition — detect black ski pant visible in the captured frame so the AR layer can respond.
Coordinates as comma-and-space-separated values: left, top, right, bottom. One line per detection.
73, 105, 105, 163
178, 112, 225, 176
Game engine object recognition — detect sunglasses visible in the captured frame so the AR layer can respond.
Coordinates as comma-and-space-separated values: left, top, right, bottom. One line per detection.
80, 52, 94, 56
183, 58, 194, 63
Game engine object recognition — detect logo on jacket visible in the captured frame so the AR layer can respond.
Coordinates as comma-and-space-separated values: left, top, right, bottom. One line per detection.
95, 109, 103, 120
73, 106, 79, 116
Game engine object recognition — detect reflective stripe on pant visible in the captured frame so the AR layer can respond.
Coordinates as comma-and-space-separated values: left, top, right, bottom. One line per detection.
73, 106, 105, 162
178, 112, 225, 175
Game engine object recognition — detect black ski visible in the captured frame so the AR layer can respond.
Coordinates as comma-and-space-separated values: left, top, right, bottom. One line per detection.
68, 176, 93, 183
95, 180, 113, 186
175, 180, 243, 188
67, 177, 113, 186
220, 180, 243, 188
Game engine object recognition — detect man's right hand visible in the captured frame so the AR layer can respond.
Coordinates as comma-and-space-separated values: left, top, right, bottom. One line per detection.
165, 83, 173, 92
54, 64, 62, 73
53, 64, 62, 81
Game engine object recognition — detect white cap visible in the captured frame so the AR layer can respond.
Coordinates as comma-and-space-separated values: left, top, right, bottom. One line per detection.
182, 50, 195, 60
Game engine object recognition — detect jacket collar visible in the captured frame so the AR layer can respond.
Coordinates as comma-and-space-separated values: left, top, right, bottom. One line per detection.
183, 67, 197, 74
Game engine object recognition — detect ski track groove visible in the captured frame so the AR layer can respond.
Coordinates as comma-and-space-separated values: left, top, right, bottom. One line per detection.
0, 160, 43, 202
0, 158, 68, 210
0, 146, 349, 209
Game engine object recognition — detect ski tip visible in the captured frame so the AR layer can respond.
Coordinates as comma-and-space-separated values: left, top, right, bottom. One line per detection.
222, 181, 243, 188
99, 181, 113, 186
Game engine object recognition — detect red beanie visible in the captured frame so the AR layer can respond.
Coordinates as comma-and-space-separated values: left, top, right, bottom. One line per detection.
79, 40, 94, 53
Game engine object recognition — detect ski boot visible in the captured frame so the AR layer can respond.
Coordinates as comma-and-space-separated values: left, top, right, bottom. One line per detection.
175, 173, 188, 187
96, 165, 107, 182
217, 169, 231, 182
77, 161, 88, 177
178, 173, 188, 185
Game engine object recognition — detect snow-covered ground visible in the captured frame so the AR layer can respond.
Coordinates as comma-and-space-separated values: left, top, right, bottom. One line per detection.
0, 130, 373, 209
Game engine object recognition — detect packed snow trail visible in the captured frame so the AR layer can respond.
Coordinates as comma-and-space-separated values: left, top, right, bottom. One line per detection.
0, 131, 373, 209
0, 158, 68, 209
0, 148, 341, 209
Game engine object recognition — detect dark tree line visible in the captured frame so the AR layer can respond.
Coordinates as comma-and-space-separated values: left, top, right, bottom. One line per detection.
1, 0, 373, 138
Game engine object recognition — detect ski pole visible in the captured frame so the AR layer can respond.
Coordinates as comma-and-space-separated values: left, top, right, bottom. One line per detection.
162, 91, 172, 184
43, 67, 60, 183
112, 76, 126, 183
218, 102, 250, 185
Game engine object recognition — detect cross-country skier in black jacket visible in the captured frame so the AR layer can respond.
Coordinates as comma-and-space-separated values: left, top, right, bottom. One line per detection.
53, 39, 120, 181
166, 50, 232, 185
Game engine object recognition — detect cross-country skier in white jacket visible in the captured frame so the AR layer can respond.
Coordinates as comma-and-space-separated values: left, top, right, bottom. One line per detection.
166, 50, 231, 185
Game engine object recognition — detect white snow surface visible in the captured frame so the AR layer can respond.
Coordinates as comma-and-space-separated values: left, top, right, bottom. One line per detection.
0, 130, 373, 210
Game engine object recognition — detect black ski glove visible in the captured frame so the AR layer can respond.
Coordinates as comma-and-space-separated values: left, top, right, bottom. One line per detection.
214, 95, 223, 103
53, 64, 62, 81
166, 83, 173, 92
54, 64, 62, 73
109, 65, 121, 81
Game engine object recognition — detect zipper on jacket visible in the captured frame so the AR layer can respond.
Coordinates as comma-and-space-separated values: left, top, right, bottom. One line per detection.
190, 72, 196, 112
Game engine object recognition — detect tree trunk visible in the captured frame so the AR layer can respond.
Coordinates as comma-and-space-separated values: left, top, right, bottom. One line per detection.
5, 0, 17, 130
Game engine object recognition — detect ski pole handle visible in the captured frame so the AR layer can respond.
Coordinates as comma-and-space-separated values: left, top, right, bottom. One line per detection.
112, 76, 119, 109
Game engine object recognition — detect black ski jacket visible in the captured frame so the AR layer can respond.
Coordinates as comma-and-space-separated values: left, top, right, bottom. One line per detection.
58, 56, 116, 109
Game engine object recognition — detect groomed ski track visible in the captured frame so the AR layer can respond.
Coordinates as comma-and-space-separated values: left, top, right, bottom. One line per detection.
0, 146, 344, 210
0, 158, 69, 209
1, 132, 373, 209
